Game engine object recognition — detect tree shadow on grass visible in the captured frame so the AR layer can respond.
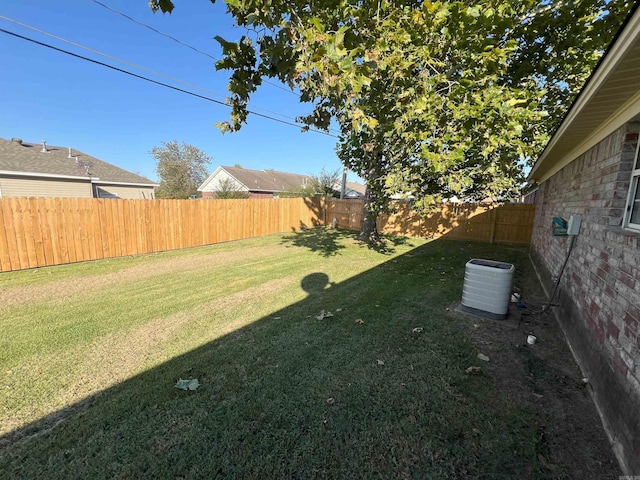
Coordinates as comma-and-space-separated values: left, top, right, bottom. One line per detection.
280, 226, 357, 257
0, 239, 618, 479
281, 226, 416, 257
365, 235, 415, 255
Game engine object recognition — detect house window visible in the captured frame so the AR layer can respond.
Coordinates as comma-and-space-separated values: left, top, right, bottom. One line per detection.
624, 140, 640, 230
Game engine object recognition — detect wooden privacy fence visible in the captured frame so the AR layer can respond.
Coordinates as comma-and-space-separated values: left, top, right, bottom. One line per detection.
0, 197, 322, 272
325, 199, 535, 245
0, 196, 534, 272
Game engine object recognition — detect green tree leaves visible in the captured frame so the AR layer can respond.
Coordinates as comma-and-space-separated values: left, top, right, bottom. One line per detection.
309, 167, 342, 197
150, 0, 632, 238
152, 140, 212, 199
213, 177, 250, 199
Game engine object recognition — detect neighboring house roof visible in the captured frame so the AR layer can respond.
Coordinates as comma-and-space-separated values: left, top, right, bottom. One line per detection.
199, 166, 311, 193
328, 180, 366, 198
199, 166, 367, 197
0, 137, 158, 186
528, 4, 640, 184
343, 181, 366, 197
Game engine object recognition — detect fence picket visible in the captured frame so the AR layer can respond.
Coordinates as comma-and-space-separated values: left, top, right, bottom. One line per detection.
18, 197, 39, 268
0, 200, 14, 271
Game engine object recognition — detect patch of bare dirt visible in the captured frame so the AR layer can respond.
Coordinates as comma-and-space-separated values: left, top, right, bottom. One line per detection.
0, 245, 286, 308
462, 277, 620, 478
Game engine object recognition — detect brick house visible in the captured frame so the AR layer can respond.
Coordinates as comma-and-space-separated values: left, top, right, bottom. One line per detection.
198, 165, 366, 199
198, 166, 312, 199
528, 6, 640, 474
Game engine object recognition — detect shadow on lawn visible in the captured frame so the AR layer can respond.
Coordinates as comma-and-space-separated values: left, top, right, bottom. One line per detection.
281, 225, 414, 257
280, 226, 355, 257
365, 234, 414, 255
0, 237, 615, 479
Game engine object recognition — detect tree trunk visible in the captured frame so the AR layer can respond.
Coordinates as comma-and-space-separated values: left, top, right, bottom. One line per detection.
359, 167, 380, 243
360, 207, 379, 243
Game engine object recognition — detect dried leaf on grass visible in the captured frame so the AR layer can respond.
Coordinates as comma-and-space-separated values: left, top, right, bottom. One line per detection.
325, 397, 335, 405
175, 379, 200, 391
477, 353, 490, 362
465, 366, 481, 374
537, 454, 559, 471
316, 310, 334, 320
377, 359, 385, 366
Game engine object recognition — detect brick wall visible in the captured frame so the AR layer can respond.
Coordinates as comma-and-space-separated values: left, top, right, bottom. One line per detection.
248, 192, 274, 199
530, 122, 640, 473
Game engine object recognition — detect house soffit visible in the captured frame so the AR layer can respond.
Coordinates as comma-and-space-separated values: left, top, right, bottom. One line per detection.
529, 8, 640, 183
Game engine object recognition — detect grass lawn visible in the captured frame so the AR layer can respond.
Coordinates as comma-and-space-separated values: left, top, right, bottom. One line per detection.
0, 229, 577, 478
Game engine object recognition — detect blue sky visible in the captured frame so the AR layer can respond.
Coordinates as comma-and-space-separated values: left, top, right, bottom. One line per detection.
0, 0, 351, 183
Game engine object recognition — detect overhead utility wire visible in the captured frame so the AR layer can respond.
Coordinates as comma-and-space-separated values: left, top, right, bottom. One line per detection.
0, 15, 305, 125
0, 28, 338, 138
93, 0, 218, 61
91, 0, 296, 95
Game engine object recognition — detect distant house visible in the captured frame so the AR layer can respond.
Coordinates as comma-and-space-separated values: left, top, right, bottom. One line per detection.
527, 5, 640, 474
199, 166, 313, 198
341, 181, 366, 199
0, 137, 158, 199
199, 165, 366, 199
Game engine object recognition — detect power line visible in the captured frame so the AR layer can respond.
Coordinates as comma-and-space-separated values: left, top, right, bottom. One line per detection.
93, 0, 218, 62
0, 14, 341, 136
0, 14, 305, 125
0, 28, 338, 138
91, 0, 296, 96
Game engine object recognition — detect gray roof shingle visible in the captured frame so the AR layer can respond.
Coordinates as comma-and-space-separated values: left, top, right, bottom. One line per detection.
344, 181, 366, 195
222, 166, 311, 192
0, 137, 157, 185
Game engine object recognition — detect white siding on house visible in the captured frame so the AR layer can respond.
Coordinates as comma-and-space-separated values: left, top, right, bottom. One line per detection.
199, 168, 248, 193
0, 176, 92, 198
94, 184, 156, 199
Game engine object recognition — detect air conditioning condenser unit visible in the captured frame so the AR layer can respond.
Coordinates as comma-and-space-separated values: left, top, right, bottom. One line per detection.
459, 259, 514, 320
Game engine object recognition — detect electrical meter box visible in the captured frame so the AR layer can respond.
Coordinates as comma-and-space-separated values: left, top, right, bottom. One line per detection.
552, 217, 567, 236
567, 215, 582, 236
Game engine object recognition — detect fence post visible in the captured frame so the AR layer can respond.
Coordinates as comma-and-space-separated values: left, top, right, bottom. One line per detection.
489, 206, 498, 244
323, 197, 327, 227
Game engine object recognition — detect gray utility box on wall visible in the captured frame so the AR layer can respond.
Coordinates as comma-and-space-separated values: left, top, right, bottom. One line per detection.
459, 259, 515, 320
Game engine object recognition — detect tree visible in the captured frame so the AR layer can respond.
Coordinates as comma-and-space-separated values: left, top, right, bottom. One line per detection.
278, 168, 341, 197
152, 141, 211, 199
277, 186, 315, 198
150, 0, 632, 241
213, 177, 250, 199
309, 167, 341, 197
